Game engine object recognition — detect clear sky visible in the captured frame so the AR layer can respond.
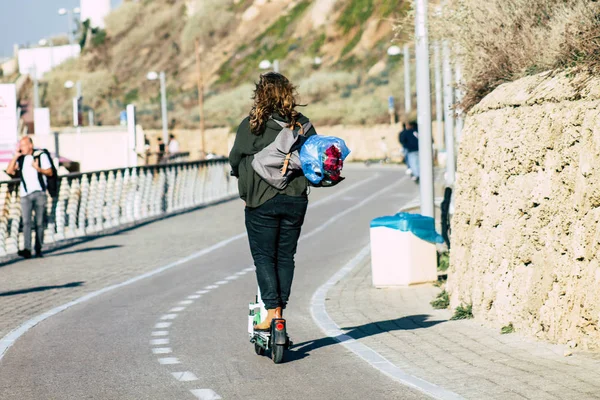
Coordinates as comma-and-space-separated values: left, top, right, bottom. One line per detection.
0, 0, 122, 59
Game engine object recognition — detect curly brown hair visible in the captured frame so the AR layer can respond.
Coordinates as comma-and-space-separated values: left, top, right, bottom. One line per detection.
249, 72, 301, 135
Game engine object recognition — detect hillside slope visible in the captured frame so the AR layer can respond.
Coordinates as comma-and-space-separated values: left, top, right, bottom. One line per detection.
42, 0, 410, 129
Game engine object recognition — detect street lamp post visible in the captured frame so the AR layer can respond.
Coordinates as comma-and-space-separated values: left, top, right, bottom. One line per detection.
58, 7, 80, 56
404, 44, 412, 115
414, 0, 434, 218
442, 40, 455, 187
147, 71, 169, 145
259, 59, 280, 73
433, 41, 444, 152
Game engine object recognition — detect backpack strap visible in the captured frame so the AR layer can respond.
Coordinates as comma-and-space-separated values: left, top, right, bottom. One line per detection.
270, 118, 312, 136
33, 151, 47, 191
16, 155, 29, 194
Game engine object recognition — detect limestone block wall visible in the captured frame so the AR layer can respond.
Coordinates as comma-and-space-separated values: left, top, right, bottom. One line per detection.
447, 71, 600, 349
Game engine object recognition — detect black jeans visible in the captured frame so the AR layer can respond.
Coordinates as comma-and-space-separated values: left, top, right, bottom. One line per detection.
245, 194, 308, 310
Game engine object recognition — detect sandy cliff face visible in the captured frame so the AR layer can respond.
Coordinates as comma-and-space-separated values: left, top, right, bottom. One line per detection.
447, 71, 600, 349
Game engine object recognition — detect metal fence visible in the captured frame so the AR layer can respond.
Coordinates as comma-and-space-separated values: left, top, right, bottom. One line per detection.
0, 158, 237, 257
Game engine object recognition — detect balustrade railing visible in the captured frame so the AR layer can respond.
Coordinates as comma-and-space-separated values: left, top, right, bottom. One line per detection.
0, 158, 237, 257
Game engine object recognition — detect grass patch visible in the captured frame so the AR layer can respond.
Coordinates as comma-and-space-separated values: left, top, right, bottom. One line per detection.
430, 290, 450, 310
309, 33, 326, 56
501, 323, 515, 334
338, 0, 374, 34
438, 252, 450, 272
451, 304, 473, 320
258, 1, 311, 41
341, 29, 363, 56
91, 29, 107, 47
215, 1, 310, 86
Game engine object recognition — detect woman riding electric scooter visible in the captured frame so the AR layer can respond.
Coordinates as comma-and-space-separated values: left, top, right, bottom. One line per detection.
229, 72, 316, 332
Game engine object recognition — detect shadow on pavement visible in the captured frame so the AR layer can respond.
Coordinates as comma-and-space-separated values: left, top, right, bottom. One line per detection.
47, 245, 123, 257
287, 314, 445, 362
0, 281, 85, 297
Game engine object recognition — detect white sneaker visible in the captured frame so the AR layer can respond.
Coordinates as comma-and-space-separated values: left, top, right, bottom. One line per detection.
405, 168, 412, 176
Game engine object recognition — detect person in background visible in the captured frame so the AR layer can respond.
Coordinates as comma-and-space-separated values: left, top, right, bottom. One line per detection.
168, 134, 180, 154
157, 137, 166, 164
399, 120, 420, 183
6, 137, 54, 259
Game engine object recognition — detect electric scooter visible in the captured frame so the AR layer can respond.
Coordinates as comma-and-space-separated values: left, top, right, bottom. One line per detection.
248, 289, 292, 364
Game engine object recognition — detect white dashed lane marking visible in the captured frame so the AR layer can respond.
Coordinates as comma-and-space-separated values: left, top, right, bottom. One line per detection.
152, 348, 172, 354
158, 357, 180, 365
171, 371, 198, 382
148, 176, 386, 400
191, 389, 222, 400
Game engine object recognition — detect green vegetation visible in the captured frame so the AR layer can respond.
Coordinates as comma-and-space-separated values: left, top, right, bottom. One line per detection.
215, 1, 310, 86
430, 290, 450, 310
451, 304, 474, 320
438, 252, 450, 272
123, 88, 139, 104
91, 29, 107, 47
309, 33, 326, 56
258, 1, 311, 41
501, 323, 515, 334
341, 30, 363, 56
338, 0, 374, 34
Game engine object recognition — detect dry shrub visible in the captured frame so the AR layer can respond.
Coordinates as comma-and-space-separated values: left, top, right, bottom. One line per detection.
297, 71, 360, 101
181, 0, 235, 52
104, 1, 142, 39
431, 0, 600, 110
203, 84, 254, 127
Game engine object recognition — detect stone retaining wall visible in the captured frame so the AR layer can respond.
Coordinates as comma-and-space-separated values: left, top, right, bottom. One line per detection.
448, 71, 600, 350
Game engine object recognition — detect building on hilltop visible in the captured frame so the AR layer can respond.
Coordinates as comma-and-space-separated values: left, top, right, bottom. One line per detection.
80, 0, 111, 29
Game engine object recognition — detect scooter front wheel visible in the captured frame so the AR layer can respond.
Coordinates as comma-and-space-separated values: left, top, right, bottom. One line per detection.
254, 342, 265, 356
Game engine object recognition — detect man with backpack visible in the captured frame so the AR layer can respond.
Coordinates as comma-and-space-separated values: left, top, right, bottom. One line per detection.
6, 137, 56, 259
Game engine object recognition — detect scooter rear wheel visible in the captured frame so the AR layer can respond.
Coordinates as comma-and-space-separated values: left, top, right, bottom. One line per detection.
271, 343, 284, 364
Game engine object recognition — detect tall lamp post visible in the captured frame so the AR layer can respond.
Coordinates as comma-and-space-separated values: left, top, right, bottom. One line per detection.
147, 71, 169, 145
414, 0, 434, 218
259, 59, 280, 73
58, 7, 80, 56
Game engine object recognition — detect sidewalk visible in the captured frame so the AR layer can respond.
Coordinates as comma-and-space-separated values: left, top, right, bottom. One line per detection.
325, 255, 600, 400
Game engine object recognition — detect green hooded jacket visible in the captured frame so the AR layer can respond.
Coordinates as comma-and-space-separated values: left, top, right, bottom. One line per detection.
229, 112, 316, 208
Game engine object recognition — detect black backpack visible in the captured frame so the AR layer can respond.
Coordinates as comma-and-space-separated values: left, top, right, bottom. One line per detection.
17, 149, 59, 198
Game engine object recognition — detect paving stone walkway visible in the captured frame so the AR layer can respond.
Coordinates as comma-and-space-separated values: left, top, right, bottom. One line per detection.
326, 255, 600, 400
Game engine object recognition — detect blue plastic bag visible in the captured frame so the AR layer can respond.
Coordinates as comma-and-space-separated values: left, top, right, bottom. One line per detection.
370, 212, 444, 244
300, 135, 350, 185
